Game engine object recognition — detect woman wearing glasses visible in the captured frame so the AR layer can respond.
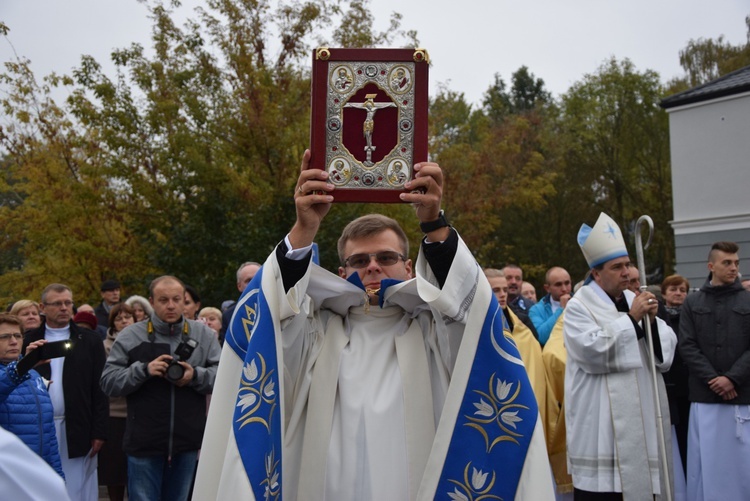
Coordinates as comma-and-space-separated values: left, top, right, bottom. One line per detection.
0, 313, 64, 478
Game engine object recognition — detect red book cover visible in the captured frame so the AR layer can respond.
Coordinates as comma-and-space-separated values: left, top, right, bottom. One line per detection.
310, 48, 429, 203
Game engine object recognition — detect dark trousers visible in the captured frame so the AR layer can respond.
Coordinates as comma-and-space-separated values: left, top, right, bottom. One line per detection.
573, 489, 658, 501
573, 488, 623, 501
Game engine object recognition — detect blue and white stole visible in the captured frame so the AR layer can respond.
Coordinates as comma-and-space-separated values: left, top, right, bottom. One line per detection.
224, 263, 540, 500
225, 266, 283, 500
417, 273, 540, 500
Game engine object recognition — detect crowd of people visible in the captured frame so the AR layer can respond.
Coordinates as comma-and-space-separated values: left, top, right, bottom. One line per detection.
1, 152, 749, 501
1, 274, 232, 500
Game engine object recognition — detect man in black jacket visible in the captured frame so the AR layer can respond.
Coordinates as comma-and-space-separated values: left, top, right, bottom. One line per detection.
679, 241, 750, 500
25, 283, 109, 501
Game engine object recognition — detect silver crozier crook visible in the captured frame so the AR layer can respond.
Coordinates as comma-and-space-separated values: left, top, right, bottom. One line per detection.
634, 215, 672, 501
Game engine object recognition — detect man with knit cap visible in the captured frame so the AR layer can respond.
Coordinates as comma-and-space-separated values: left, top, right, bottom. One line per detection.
563, 213, 677, 500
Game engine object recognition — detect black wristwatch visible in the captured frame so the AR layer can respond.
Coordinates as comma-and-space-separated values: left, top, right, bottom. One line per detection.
419, 210, 450, 233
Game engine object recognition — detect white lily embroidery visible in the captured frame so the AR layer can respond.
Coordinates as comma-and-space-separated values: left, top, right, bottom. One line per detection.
473, 398, 494, 417
496, 379, 512, 400
447, 487, 469, 501
263, 380, 276, 398
268, 470, 279, 490
501, 410, 522, 428
244, 359, 259, 382
471, 467, 489, 490
236, 392, 257, 412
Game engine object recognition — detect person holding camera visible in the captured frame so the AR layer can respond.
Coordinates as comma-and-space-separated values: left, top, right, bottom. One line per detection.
100, 275, 221, 501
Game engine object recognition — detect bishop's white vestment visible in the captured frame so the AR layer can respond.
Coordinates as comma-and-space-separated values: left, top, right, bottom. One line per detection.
564, 282, 677, 499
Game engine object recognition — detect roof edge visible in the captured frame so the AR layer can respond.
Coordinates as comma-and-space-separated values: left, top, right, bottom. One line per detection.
660, 64, 750, 109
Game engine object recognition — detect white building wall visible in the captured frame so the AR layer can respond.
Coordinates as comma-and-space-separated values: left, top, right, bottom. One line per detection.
666, 91, 750, 286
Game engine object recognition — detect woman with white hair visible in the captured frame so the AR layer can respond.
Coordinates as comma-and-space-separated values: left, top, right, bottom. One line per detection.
124, 295, 153, 322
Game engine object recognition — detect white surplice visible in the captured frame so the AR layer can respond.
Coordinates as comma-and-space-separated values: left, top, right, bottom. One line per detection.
0, 426, 70, 501
194, 234, 555, 500
280, 244, 473, 501
686, 403, 750, 501
563, 282, 677, 498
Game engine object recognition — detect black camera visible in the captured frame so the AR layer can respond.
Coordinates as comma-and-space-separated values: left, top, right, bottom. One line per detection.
165, 338, 198, 382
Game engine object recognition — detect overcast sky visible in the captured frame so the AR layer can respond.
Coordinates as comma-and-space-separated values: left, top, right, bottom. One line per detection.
1, 0, 748, 106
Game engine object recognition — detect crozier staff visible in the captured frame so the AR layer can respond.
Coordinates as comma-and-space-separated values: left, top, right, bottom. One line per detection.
563, 212, 677, 500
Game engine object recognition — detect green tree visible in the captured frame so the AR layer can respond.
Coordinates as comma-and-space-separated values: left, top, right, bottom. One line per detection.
559, 58, 673, 279
0, 56, 158, 304
669, 15, 750, 91
483, 66, 552, 123
428, 87, 496, 253
429, 70, 560, 272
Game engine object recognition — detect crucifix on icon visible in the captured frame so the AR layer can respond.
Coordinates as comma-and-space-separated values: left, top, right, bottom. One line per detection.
344, 93, 396, 166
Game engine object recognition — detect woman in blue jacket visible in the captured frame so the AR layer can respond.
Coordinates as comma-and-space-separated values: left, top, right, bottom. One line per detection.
0, 313, 64, 479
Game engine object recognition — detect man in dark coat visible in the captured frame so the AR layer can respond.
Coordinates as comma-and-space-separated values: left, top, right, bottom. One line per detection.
25, 283, 108, 501
679, 241, 750, 500
95, 279, 121, 329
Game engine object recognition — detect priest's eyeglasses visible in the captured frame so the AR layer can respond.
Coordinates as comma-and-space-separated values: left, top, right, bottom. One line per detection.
343, 251, 406, 269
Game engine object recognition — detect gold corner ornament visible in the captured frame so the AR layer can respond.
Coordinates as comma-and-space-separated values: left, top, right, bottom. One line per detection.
316, 47, 331, 61
413, 48, 429, 64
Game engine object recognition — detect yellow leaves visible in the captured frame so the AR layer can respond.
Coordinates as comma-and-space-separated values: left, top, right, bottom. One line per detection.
16, 110, 30, 123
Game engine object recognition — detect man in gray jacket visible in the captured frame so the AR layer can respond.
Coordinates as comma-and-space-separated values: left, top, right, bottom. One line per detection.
100, 275, 221, 501
679, 241, 750, 501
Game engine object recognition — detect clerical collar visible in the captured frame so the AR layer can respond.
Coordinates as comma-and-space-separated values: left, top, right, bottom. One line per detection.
611, 293, 629, 313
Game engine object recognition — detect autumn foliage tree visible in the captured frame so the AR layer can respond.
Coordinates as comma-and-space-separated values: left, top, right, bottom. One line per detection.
2, 5, 744, 305
675, 16, 750, 88
559, 58, 672, 280
428, 69, 561, 282
0, 0, 417, 306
